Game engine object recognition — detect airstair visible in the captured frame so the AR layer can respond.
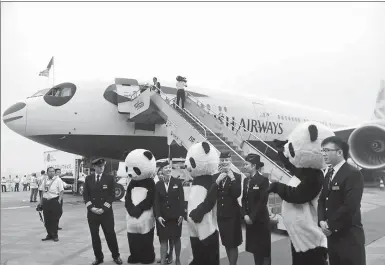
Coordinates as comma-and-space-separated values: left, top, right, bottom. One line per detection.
116, 78, 292, 230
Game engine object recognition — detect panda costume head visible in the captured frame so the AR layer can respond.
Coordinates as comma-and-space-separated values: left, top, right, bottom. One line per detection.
270, 121, 335, 255
275, 121, 335, 172
185, 141, 219, 178
125, 149, 156, 181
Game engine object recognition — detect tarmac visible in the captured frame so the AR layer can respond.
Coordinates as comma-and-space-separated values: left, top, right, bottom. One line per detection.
1, 187, 385, 265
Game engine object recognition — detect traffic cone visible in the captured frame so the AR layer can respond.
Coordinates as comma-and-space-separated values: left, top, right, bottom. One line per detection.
380, 179, 385, 191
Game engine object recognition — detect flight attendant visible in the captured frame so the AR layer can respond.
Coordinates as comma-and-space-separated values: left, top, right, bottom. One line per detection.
83, 158, 123, 265
154, 161, 184, 265
241, 153, 271, 265
208, 151, 242, 265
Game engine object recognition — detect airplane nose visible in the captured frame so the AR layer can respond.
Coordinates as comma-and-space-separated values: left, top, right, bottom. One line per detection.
3, 102, 27, 135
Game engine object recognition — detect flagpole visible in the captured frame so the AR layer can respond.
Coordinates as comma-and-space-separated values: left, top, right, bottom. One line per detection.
52, 56, 55, 87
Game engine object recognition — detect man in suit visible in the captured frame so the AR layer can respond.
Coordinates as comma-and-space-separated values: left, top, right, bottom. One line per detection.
318, 136, 366, 265
83, 158, 123, 265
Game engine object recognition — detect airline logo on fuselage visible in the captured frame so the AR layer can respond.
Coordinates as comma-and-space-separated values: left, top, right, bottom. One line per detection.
216, 115, 284, 135
134, 101, 144, 110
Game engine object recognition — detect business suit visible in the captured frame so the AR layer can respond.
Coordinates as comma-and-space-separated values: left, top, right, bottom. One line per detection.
241, 173, 271, 261
208, 171, 243, 248
318, 162, 366, 265
154, 177, 185, 240
83, 173, 120, 261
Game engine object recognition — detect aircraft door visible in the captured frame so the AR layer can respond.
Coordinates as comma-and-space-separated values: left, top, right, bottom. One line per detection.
115, 78, 139, 114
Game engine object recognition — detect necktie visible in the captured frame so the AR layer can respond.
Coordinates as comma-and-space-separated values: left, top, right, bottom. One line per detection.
96, 175, 100, 184
325, 167, 334, 189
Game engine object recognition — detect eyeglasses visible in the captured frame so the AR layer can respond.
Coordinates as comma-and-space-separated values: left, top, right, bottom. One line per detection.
321, 148, 341, 153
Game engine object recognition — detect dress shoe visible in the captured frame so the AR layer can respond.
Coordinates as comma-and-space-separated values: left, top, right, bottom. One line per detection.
91, 259, 103, 265
41, 236, 52, 241
53, 237, 59, 242
58, 227, 62, 230
113, 257, 123, 264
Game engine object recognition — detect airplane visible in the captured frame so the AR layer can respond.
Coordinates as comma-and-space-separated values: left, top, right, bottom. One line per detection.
2, 78, 385, 173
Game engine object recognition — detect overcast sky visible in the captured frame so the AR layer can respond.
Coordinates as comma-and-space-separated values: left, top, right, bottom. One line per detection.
1, 2, 385, 176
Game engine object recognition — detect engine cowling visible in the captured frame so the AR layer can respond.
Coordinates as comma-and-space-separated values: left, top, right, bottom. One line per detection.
348, 123, 385, 170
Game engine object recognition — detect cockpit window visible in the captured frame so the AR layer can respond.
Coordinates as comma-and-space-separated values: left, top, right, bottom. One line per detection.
29, 88, 51, 98
43, 83, 77, 107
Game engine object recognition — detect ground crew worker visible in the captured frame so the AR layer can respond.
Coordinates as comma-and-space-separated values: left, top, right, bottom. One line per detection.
38, 170, 47, 200
39, 167, 64, 242
83, 158, 122, 265
30, 173, 38, 202
207, 151, 243, 265
1, 177, 7, 192
14, 176, 20, 192
241, 153, 271, 265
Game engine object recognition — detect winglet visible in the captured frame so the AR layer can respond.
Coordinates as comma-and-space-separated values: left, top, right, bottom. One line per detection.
372, 80, 385, 120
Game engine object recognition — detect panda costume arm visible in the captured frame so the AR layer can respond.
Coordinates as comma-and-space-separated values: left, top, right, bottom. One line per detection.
189, 175, 217, 223
135, 179, 155, 212
124, 180, 139, 217
269, 169, 324, 204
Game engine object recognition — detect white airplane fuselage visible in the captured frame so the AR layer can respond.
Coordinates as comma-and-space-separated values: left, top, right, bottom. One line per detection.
1, 79, 364, 162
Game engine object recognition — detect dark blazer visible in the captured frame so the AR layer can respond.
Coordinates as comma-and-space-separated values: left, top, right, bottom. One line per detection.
83, 173, 115, 214
154, 177, 185, 220
318, 162, 364, 233
125, 178, 155, 219
210, 171, 242, 218
241, 173, 269, 223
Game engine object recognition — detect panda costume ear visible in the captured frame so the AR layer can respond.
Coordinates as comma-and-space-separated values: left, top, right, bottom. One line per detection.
143, 151, 153, 160
308, 125, 318, 142
202, 142, 210, 154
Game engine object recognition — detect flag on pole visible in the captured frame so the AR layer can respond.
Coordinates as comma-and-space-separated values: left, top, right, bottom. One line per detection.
38, 56, 54, 77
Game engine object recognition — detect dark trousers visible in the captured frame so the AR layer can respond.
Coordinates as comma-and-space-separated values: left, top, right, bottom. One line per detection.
42, 197, 62, 238
30, 188, 38, 201
290, 243, 327, 265
39, 190, 43, 199
189, 231, 220, 265
88, 211, 120, 260
328, 226, 366, 265
1, 185, 6, 192
127, 228, 155, 263
14, 183, 19, 192
176, 89, 185, 109
23, 184, 28, 191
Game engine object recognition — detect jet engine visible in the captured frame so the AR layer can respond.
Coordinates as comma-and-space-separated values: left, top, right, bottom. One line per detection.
348, 123, 385, 170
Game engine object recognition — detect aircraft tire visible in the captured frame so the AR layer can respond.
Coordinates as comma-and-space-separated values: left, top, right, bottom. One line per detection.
115, 183, 125, 201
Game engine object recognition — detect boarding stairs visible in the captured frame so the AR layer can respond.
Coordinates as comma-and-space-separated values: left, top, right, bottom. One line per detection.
115, 78, 292, 230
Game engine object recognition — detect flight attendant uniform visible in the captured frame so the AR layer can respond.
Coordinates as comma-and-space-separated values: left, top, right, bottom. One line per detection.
41, 176, 64, 241
211, 170, 242, 249
241, 172, 271, 264
154, 176, 185, 241
83, 158, 122, 265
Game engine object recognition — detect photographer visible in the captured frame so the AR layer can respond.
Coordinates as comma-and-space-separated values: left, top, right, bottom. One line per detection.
176, 76, 187, 109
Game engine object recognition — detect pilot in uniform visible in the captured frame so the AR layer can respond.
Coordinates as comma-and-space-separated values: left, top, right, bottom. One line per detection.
40, 166, 64, 242
83, 158, 123, 265
205, 151, 243, 265
241, 153, 271, 265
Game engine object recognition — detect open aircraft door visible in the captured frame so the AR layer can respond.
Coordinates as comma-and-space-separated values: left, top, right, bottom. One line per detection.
115, 78, 139, 114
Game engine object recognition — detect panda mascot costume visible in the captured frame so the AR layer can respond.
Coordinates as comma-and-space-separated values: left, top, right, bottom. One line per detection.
124, 149, 156, 264
268, 121, 334, 265
185, 141, 220, 265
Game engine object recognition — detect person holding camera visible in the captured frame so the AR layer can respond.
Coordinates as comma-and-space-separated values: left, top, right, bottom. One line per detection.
176, 76, 187, 109
39, 167, 64, 242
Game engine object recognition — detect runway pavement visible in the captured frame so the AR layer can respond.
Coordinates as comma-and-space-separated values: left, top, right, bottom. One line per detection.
1, 188, 385, 265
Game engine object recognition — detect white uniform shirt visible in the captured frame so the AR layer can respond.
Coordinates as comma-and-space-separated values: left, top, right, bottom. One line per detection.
176, 81, 186, 90
30, 176, 38, 189
42, 176, 64, 200
1, 178, 6, 185
154, 174, 160, 184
